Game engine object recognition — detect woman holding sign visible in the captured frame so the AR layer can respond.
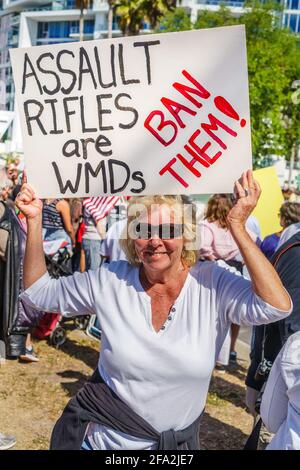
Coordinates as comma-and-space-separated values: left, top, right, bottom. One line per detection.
16, 170, 292, 450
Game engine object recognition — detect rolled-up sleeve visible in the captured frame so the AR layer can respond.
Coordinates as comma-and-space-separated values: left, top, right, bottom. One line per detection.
214, 265, 293, 326
20, 270, 97, 317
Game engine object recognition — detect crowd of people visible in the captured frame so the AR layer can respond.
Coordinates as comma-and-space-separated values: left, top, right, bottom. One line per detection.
1, 158, 300, 450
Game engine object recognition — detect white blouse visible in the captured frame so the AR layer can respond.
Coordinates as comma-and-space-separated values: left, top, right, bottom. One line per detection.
20, 261, 292, 450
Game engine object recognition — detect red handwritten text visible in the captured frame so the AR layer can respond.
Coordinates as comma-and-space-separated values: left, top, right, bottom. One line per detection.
144, 70, 247, 188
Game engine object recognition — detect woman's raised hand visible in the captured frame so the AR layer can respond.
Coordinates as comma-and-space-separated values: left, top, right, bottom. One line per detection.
15, 172, 43, 219
227, 170, 261, 228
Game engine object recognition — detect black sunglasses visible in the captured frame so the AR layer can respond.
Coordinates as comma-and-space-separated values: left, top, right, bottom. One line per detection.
135, 223, 183, 240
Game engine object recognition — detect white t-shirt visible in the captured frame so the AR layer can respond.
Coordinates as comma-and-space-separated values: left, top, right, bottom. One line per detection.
261, 331, 300, 450
20, 261, 292, 450
100, 219, 127, 262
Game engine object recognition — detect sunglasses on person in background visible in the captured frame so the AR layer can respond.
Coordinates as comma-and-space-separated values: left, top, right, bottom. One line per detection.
135, 223, 183, 240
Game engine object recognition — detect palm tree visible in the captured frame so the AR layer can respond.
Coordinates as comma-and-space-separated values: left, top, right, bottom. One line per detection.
142, 0, 176, 30
76, 0, 91, 42
115, 0, 144, 36
107, 0, 116, 39
115, 0, 176, 36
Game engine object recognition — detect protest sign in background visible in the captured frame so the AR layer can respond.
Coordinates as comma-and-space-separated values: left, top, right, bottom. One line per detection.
252, 166, 284, 238
10, 25, 251, 198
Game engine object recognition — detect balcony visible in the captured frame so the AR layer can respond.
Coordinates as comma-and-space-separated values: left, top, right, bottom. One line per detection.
10, 15, 20, 26
2, 0, 52, 12
52, 1, 94, 10
93, 0, 108, 11
36, 18, 95, 44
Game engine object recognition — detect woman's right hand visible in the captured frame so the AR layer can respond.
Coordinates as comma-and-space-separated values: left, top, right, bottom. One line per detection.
15, 183, 43, 219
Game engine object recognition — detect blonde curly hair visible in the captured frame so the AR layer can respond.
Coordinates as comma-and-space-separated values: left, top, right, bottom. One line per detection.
120, 195, 198, 267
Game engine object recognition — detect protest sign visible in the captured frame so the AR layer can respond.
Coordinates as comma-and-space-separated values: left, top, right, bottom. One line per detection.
10, 25, 251, 198
252, 166, 284, 238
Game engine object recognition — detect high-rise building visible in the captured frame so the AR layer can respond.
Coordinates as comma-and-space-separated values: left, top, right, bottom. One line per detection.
0, 1, 123, 114
0, 0, 299, 150
0, 1, 131, 147
179, 0, 300, 33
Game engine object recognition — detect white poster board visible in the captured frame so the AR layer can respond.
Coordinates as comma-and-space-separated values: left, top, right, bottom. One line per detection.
10, 25, 252, 198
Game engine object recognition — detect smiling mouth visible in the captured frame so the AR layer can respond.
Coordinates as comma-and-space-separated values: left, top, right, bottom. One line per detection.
144, 251, 169, 256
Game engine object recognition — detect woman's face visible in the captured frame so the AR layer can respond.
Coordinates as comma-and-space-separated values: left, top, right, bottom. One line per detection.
134, 205, 184, 273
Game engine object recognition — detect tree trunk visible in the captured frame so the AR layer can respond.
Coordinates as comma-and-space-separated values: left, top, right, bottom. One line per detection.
107, 5, 113, 39
79, 7, 84, 42
288, 145, 295, 189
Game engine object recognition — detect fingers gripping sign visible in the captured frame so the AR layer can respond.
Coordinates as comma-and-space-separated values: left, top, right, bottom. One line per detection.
228, 169, 261, 227
15, 174, 43, 219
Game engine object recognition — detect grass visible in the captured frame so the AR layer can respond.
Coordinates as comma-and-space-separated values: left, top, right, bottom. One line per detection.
207, 391, 227, 407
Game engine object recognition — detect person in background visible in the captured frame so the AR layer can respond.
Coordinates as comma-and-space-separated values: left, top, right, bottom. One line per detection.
260, 202, 297, 260
288, 189, 300, 203
276, 202, 300, 251
260, 202, 300, 261
70, 199, 83, 235
10, 185, 39, 363
282, 183, 292, 201
277, 221, 300, 250
77, 221, 86, 272
81, 203, 106, 271
199, 193, 257, 370
199, 194, 246, 264
1, 179, 40, 363
260, 231, 282, 261
5, 162, 19, 188
0, 171, 13, 201
260, 330, 300, 450
42, 199, 75, 250
19, 332, 39, 363
69, 198, 83, 272
245, 227, 300, 450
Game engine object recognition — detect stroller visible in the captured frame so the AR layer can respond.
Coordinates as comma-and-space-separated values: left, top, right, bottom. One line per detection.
86, 314, 101, 341
33, 239, 90, 347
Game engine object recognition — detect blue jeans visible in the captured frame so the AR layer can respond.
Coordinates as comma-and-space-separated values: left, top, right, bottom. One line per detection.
82, 238, 102, 270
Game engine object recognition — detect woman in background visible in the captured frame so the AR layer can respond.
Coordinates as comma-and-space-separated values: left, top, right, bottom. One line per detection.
260, 202, 300, 260
42, 199, 75, 250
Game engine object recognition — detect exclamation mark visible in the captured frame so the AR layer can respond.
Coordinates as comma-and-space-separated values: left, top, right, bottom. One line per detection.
214, 96, 246, 128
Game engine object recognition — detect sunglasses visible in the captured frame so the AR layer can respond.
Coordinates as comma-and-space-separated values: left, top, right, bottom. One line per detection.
135, 223, 183, 240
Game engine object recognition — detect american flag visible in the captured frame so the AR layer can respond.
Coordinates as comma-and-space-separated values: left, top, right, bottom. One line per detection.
83, 196, 121, 222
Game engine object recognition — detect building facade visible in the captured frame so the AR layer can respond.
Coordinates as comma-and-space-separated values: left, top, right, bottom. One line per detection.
179, 0, 300, 32
0, 0, 299, 150
0, 1, 121, 114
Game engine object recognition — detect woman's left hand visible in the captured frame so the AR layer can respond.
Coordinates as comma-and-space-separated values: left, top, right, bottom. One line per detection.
227, 170, 261, 228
